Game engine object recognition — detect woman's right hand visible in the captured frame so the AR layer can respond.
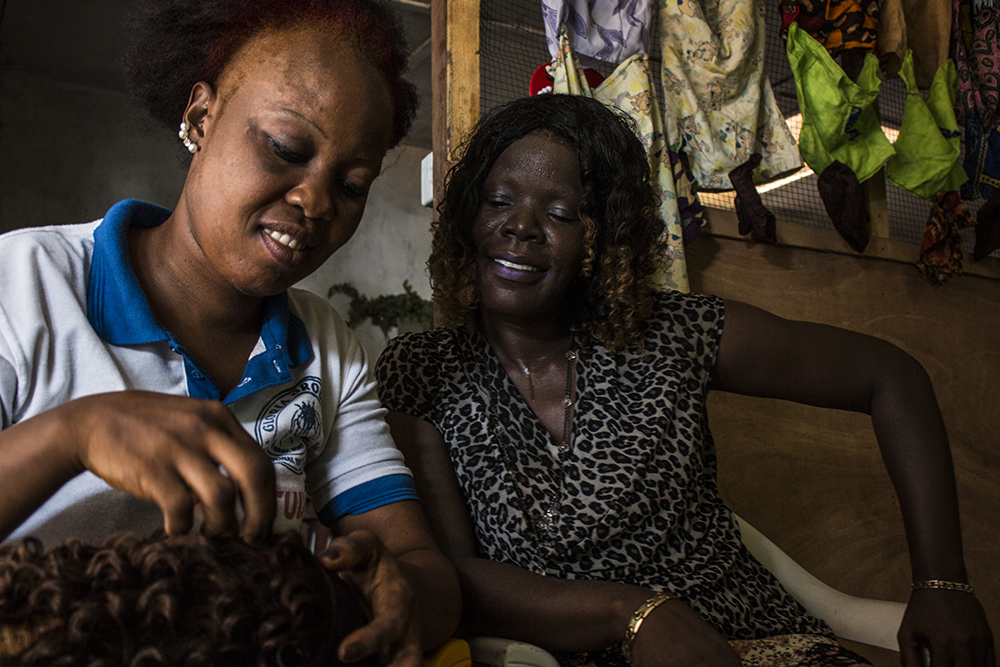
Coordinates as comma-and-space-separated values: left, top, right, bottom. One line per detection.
72, 391, 276, 541
0, 390, 275, 542
629, 598, 742, 667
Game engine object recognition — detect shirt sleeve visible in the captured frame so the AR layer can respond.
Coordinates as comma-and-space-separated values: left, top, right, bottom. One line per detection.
292, 294, 418, 522
0, 284, 22, 430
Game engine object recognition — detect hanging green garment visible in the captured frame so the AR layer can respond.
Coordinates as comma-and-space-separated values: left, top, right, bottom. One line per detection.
885, 52, 967, 199
550, 28, 692, 292
786, 22, 894, 182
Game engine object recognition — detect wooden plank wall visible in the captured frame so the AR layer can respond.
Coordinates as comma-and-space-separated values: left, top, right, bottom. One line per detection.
691, 208, 1000, 639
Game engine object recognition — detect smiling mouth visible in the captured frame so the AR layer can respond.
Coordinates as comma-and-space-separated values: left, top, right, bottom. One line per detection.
267, 230, 304, 251
495, 258, 542, 272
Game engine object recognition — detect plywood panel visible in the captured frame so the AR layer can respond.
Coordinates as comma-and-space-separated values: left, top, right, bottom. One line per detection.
688, 222, 1000, 634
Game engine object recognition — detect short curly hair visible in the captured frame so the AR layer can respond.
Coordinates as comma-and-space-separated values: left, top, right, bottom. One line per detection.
124, 0, 418, 149
0, 531, 371, 667
429, 94, 668, 352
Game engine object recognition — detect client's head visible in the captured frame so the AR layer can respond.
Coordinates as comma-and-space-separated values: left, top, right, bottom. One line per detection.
0, 530, 368, 666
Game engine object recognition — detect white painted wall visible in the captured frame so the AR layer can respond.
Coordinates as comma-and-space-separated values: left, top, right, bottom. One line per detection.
296, 145, 434, 363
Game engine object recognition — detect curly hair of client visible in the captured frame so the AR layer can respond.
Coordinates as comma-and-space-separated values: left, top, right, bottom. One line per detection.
0, 531, 370, 667
430, 94, 668, 352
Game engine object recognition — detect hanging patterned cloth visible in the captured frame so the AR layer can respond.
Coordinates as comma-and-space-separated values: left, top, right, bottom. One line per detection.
916, 191, 977, 286
776, 0, 879, 55
953, 0, 1000, 199
952, 0, 1000, 258
658, 0, 802, 191
540, 0, 653, 67
549, 28, 696, 292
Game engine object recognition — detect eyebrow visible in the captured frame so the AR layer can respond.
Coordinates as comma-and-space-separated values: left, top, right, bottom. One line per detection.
281, 107, 328, 139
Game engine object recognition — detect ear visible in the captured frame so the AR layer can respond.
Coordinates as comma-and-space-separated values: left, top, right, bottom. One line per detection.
181, 81, 216, 146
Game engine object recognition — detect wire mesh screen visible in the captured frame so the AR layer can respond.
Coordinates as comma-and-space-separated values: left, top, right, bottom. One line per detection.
477, 0, 992, 259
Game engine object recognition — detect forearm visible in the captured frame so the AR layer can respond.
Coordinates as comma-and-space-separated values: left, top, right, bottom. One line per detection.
868, 350, 968, 582
455, 556, 652, 652
397, 548, 463, 650
0, 407, 81, 540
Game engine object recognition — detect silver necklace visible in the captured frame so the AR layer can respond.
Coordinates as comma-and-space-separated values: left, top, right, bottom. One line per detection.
487, 347, 578, 547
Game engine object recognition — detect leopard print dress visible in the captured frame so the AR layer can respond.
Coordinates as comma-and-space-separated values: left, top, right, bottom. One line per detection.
376, 290, 833, 655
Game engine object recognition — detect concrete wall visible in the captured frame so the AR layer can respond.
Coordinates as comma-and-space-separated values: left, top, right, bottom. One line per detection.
0, 71, 187, 231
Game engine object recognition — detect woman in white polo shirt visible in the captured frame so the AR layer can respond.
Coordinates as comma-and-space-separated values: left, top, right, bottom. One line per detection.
0, 0, 459, 663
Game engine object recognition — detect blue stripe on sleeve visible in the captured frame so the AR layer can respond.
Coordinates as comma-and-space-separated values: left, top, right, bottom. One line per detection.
316, 474, 420, 525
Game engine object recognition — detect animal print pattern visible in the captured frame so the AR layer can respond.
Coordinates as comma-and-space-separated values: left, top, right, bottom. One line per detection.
376, 291, 830, 641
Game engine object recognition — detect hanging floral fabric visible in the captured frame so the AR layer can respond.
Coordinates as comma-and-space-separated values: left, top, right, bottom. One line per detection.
540, 0, 653, 67
658, 0, 801, 191
550, 28, 695, 292
885, 53, 967, 200
776, 0, 879, 55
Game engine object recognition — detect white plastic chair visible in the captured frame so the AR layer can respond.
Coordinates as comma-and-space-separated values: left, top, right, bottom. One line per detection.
469, 514, 907, 667
733, 514, 906, 652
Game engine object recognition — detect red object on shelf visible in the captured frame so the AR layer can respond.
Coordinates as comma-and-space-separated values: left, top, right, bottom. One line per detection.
529, 62, 606, 95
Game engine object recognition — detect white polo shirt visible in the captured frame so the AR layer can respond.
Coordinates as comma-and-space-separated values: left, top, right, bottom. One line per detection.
0, 199, 417, 546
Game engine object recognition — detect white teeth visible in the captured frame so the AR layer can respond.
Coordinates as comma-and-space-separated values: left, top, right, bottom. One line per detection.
495, 258, 541, 272
268, 230, 301, 251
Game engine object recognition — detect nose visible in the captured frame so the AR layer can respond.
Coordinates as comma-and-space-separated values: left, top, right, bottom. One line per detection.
501, 204, 544, 242
285, 174, 333, 220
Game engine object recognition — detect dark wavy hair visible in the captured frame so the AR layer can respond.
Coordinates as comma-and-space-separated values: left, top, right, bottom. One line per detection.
0, 531, 370, 667
430, 94, 667, 352
124, 0, 418, 149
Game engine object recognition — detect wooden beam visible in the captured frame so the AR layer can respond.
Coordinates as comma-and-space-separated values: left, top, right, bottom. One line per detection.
431, 0, 480, 202
702, 206, 1000, 281
431, 0, 480, 325
864, 167, 890, 240
445, 0, 480, 162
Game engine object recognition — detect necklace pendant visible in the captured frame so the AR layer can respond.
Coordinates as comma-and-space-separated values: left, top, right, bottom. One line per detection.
538, 506, 558, 534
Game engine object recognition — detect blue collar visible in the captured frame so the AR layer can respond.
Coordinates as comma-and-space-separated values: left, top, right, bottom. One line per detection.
87, 199, 313, 404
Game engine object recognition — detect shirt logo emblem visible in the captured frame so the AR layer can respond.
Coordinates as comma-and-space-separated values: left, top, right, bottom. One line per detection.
255, 376, 323, 474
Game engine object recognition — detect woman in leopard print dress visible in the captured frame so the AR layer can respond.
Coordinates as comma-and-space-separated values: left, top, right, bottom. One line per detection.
375, 95, 992, 667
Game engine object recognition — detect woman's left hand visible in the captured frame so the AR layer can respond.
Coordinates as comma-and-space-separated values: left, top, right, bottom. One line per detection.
319, 530, 422, 667
898, 589, 995, 667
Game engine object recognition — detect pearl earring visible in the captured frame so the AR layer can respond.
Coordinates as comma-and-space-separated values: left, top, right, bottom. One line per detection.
178, 121, 200, 154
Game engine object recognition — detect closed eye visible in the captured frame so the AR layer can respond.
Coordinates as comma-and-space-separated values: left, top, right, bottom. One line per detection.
267, 136, 307, 164
342, 180, 368, 199
549, 211, 579, 222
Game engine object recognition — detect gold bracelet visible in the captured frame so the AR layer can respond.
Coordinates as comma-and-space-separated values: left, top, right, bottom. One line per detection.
622, 591, 676, 664
911, 580, 974, 594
